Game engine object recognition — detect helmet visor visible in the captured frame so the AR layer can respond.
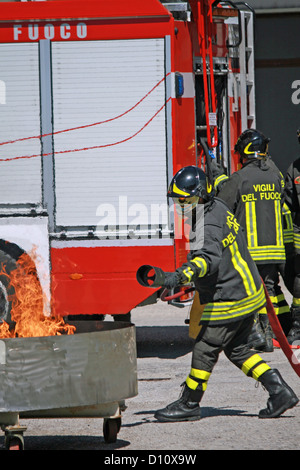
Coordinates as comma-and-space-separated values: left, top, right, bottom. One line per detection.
172, 196, 199, 216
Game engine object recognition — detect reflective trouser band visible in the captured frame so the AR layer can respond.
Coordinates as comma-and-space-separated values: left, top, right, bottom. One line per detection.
271, 306, 290, 315
186, 368, 211, 391
260, 295, 290, 315
270, 294, 285, 304
258, 307, 267, 315
292, 297, 300, 307
241, 354, 271, 380
270, 294, 290, 315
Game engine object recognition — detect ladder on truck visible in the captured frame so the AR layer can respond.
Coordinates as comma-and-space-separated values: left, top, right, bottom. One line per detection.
238, 9, 256, 131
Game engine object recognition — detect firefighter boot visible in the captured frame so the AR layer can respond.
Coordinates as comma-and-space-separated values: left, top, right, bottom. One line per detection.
286, 307, 300, 345
247, 313, 266, 350
257, 314, 274, 352
258, 369, 299, 418
154, 383, 203, 422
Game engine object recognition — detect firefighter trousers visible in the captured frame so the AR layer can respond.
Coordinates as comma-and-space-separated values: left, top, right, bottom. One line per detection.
281, 254, 300, 307
256, 263, 291, 335
186, 315, 271, 393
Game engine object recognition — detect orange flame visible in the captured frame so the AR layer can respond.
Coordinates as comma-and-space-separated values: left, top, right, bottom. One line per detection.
0, 252, 76, 338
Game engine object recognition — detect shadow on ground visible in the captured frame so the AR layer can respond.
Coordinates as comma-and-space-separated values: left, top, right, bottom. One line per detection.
136, 326, 194, 358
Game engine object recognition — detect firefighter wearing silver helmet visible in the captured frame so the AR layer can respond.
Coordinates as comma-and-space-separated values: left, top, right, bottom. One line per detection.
138, 165, 298, 422
218, 129, 290, 352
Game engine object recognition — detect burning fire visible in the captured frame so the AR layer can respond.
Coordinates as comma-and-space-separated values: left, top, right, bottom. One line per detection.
0, 251, 75, 338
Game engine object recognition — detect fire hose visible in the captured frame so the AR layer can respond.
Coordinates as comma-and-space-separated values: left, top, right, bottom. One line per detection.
136, 265, 300, 378
165, 282, 300, 377
160, 287, 195, 302
262, 281, 300, 378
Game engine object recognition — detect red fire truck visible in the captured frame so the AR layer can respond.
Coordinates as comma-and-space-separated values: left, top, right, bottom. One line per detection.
0, 0, 255, 321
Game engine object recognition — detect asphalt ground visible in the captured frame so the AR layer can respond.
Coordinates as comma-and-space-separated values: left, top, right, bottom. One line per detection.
1, 284, 299, 453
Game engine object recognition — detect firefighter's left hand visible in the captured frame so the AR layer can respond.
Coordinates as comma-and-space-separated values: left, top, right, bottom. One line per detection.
163, 271, 181, 289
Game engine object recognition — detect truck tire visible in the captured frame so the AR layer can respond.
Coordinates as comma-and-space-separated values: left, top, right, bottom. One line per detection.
0, 250, 18, 323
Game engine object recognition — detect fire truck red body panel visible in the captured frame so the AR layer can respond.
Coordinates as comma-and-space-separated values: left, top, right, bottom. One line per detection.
0, 1, 252, 317
51, 245, 174, 315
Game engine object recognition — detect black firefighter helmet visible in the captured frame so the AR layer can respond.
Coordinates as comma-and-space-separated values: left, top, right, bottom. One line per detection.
167, 166, 213, 214
234, 129, 270, 160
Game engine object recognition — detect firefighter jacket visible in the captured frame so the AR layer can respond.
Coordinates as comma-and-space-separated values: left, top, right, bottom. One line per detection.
217, 158, 285, 264
284, 157, 300, 253
176, 197, 266, 325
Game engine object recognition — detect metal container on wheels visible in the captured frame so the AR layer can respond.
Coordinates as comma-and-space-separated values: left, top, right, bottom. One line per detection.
0, 321, 138, 450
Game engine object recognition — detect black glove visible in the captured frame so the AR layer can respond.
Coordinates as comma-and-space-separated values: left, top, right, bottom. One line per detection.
163, 271, 181, 289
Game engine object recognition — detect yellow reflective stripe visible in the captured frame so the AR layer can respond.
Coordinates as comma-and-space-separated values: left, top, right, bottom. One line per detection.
245, 201, 258, 248
241, 354, 264, 375
269, 295, 277, 303
186, 369, 210, 391
268, 293, 289, 315
214, 174, 228, 189
202, 284, 265, 322
241, 354, 271, 380
294, 233, 300, 249
190, 368, 211, 381
186, 376, 208, 391
186, 376, 199, 390
183, 267, 193, 282
284, 234, 294, 244
190, 257, 208, 277
229, 242, 255, 296
282, 203, 293, 230
172, 182, 190, 197
260, 304, 288, 316
204, 284, 264, 312
277, 305, 290, 315
252, 363, 271, 381
258, 307, 267, 315
274, 200, 283, 247
249, 246, 286, 253
270, 293, 287, 304
248, 246, 286, 261
292, 297, 300, 306
244, 142, 254, 154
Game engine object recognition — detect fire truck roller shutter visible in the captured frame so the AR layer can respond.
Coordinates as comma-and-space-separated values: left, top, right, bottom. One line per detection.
51, 39, 169, 235
0, 43, 42, 206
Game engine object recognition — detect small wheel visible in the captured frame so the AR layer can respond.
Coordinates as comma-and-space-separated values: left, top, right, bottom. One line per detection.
5, 434, 24, 450
103, 418, 121, 443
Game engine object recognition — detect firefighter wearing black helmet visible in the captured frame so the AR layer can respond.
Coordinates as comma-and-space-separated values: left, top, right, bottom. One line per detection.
282, 128, 300, 344
218, 129, 290, 352
136, 166, 298, 422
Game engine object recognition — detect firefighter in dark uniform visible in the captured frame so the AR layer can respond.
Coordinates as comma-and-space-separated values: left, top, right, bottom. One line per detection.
137, 166, 298, 422
217, 129, 290, 352
282, 128, 300, 344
